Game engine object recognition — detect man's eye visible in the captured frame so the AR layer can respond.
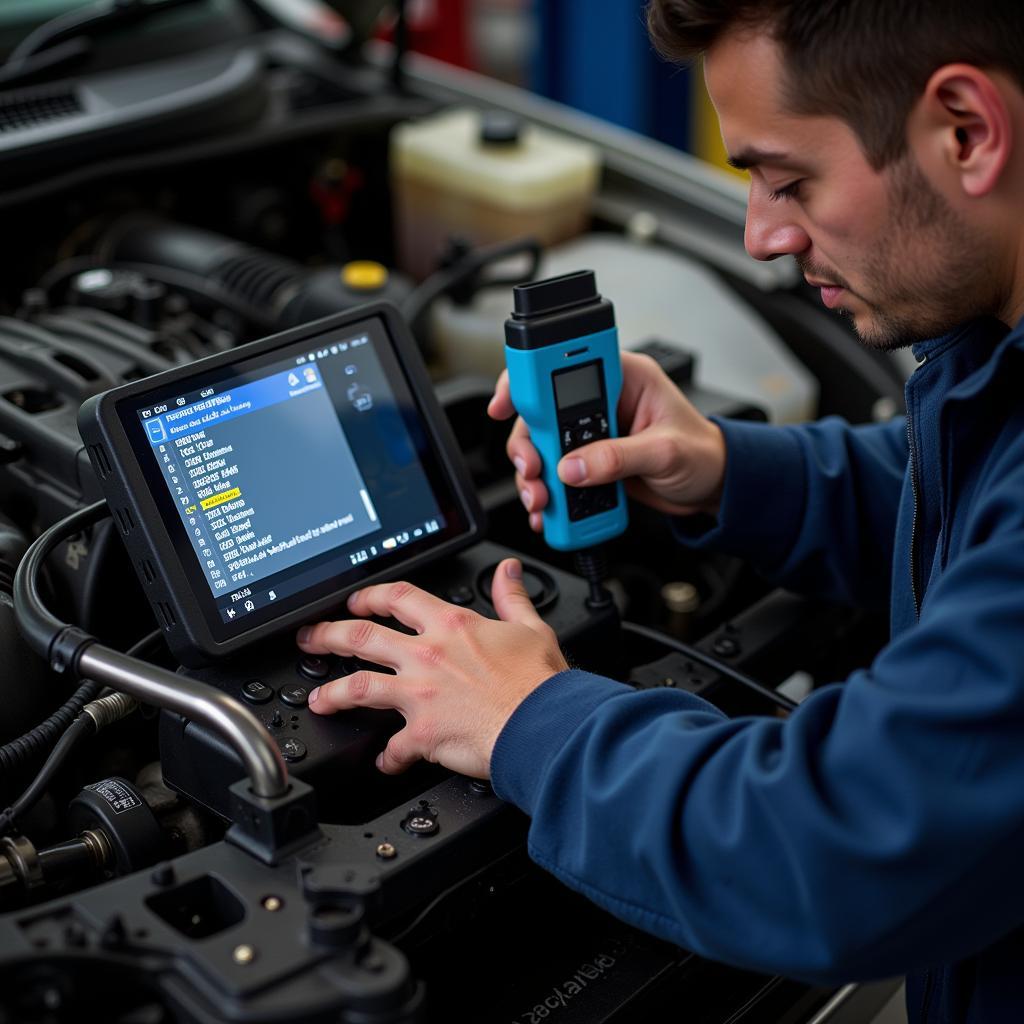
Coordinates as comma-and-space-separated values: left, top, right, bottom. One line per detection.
767, 181, 802, 202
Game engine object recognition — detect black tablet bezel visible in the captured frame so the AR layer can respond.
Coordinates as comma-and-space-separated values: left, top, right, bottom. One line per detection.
79, 304, 484, 666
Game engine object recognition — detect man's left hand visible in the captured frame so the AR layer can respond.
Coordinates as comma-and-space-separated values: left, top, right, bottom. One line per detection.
297, 558, 568, 779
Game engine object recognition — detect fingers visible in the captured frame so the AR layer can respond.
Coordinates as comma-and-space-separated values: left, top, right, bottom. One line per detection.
344, 580, 452, 634
557, 430, 677, 488
489, 558, 546, 629
308, 670, 404, 714
506, 418, 548, 527
377, 730, 422, 774
297, 617, 408, 668
309, 677, 422, 774
506, 416, 542, 481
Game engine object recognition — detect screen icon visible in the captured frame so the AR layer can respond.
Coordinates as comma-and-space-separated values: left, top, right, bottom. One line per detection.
244, 599, 255, 612
146, 419, 167, 443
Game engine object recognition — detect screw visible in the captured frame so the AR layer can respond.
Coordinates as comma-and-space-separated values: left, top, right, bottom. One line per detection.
405, 815, 438, 835
711, 636, 740, 657
375, 842, 397, 860
232, 944, 256, 965
150, 863, 175, 887
261, 896, 283, 912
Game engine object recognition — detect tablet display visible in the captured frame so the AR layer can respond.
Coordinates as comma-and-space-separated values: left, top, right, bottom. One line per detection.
81, 306, 481, 663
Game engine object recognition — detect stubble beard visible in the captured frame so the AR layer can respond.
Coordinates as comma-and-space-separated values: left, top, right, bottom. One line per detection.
802, 156, 1007, 352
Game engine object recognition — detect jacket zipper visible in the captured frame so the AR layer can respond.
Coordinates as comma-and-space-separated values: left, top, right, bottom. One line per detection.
919, 968, 934, 1021
906, 412, 921, 619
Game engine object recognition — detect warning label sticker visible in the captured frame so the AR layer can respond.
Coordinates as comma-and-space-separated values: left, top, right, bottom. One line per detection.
86, 779, 142, 815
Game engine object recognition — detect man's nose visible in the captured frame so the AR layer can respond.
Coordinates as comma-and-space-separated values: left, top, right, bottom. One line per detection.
744, 194, 811, 262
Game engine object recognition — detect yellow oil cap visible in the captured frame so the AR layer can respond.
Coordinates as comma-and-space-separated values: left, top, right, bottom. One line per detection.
342, 261, 389, 292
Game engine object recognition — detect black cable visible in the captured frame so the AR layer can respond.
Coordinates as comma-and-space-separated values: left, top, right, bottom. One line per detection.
2, 503, 110, 787
0, 719, 94, 836
399, 236, 542, 345
621, 620, 799, 714
0, 630, 156, 836
573, 547, 613, 610
391, 0, 407, 91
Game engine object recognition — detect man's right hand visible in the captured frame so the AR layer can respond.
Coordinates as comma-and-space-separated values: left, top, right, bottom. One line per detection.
487, 351, 728, 532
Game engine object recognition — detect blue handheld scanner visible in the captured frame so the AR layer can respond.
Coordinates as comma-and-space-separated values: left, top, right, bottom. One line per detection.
504, 271, 628, 552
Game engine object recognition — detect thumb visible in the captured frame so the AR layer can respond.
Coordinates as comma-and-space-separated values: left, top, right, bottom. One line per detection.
557, 432, 675, 487
490, 558, 545, 628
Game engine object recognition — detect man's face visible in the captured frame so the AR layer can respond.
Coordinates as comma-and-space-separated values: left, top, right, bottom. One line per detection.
704, 30, 1004, 349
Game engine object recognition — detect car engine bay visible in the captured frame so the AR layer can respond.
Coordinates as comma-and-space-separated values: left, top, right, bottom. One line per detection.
0, 3, 906, 1021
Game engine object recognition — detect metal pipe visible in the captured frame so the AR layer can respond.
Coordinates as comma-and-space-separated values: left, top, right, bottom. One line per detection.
78, 645, 288, 799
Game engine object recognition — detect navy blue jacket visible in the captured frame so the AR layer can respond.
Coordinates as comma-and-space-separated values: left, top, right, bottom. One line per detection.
491, 317, 1024, 1023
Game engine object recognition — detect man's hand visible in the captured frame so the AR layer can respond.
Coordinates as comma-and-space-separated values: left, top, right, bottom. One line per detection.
297, 559, 568, 779
489, 351, 727, 532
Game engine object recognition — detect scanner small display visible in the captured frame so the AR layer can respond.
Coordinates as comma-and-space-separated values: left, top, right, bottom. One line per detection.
554, 363, 602, 410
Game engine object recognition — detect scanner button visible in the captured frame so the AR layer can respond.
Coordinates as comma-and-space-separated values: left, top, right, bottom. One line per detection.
297, 655, 330, 682
446, 585, 475, 606
241, 680, 274, 704
278, 738, 307, 762
279, 684, 310, 708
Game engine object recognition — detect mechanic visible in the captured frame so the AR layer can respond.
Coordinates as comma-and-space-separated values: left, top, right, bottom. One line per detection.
298, 1, 1024, 1020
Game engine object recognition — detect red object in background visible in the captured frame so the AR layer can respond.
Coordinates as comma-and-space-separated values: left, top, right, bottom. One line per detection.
378, 0, 473, 70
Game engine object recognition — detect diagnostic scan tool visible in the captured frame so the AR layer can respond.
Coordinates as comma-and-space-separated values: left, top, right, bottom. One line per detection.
504, 271, 628, 551
79, 303, 483, 667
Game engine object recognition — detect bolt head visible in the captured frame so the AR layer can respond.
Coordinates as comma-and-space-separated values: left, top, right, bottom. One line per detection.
261, 896, 283, 912
375, 842, 397, 860
232, 944, 256, 965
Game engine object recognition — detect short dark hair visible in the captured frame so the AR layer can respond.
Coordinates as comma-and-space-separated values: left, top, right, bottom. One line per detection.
647, 0, 1024, 167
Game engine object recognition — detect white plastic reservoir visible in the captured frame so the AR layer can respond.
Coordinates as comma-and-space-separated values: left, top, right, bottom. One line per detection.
430, 234, 818, 424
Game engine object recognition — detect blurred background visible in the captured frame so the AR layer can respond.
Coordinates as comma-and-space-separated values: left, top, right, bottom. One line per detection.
373, 0, 736, 173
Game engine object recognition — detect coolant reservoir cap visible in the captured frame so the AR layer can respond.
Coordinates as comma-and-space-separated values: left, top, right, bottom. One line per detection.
341, 261, 389, 292
479, 111, 522, 147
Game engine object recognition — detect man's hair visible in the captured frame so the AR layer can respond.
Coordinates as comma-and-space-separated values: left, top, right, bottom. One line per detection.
647, 0, 1024, 168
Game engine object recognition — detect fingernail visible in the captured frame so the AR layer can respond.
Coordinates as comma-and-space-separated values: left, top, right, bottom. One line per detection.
561, 458, 586, 484
375, 752, 384, 770
513, 456, 526, 476
520, 488, 532, 511
298, 626, 312, 644
308, 686, 320, 704
506, 560, 523, 580
346, 592, 358, 610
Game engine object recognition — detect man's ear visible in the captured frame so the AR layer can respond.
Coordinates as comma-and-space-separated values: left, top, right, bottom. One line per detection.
909, 63, 1012, 198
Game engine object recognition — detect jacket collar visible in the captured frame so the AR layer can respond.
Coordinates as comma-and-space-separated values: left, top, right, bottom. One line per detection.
908, 316, 1018, 406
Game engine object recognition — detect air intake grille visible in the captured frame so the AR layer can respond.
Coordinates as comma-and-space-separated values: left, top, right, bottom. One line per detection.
0, 90, 82, 134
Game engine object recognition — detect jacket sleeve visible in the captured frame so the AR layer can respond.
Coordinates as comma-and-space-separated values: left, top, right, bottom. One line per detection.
676, 416, 908, 609
491, 451, 1024, 985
